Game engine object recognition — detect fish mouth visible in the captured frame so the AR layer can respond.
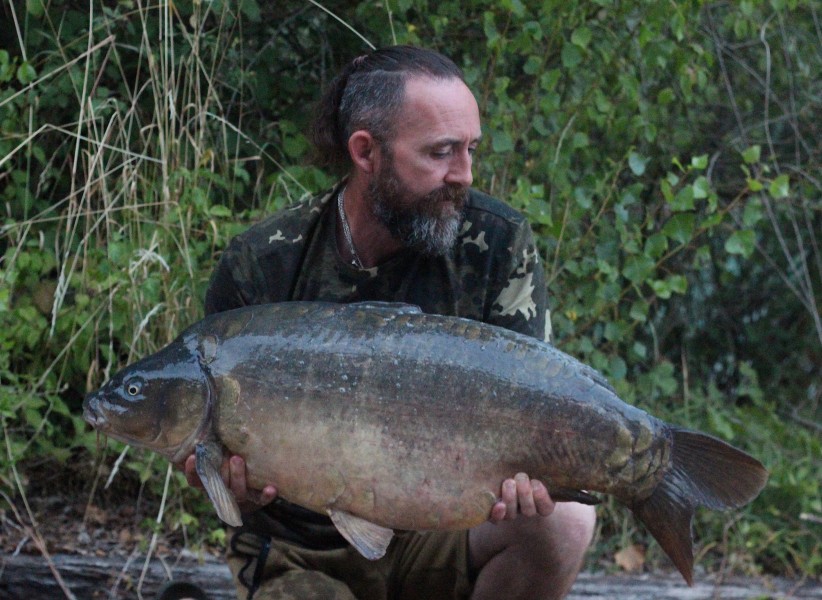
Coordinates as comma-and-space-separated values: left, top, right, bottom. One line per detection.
82, 395, 110, 430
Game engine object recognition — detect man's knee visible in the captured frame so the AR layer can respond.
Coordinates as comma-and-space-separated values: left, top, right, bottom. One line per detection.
469, 501, 596, 570
549, 502, 596, 556
467, 503, 596, 599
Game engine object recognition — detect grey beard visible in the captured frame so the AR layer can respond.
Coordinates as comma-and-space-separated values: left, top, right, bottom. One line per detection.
371, 196, 463, 256
385, 207, 462, 256
368, 170, 467, 257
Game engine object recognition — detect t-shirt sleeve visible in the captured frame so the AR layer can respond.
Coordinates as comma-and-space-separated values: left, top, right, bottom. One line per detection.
488, 221, 551, 342
204, 237, 259, 315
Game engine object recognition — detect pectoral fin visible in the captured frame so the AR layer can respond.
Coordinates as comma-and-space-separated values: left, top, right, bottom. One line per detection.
328, 509, 393, 560
195, 442, 242, 527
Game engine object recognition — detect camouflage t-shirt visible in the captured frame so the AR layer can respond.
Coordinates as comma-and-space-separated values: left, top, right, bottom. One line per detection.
204, 181, 551, 548
206, 182, 550, 339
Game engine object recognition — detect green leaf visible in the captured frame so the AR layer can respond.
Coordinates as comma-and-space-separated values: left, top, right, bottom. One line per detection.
622, 255, 655, 284
483, 12, 499, 43
662, 213, 695, 244
608, 356, 627, 381
644, 233, 668, 258
561, 43, 582, 69
657, 88, 675, 105
629, 299, 649, 322
523, 55, 541, 75
0, 50, 12, 82
668, 274, 687, 294
660, 179, 674, 202
690, 154, 708, 170
650, 277, 685, 300
628, 152, 647, 176
769, 174, 790, 199
692, 175, 711, 199
743, 198, 763, 227
27, 0, 45, 17
708, 409, 735, 441
239, 0, 261, 21
501, 0, 526, 17
651, 279, 673, 299
491, 130, 514, 153
208, 204, 233, 218
574, 187, 592, 209
571, 27, 592, 49
742, 145, 761, 164
747, 178, 764, 192
671, 185, 695, 211
16, 62, 37, 85
725, 230, 755, 257
571, 132, 589, 149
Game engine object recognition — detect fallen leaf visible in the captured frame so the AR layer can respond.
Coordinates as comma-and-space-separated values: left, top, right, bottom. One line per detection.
614, 544, 646, 572
85, 504, 109, 526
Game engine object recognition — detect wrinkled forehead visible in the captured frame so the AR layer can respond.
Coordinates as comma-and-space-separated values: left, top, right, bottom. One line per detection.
396, 76, 482, 142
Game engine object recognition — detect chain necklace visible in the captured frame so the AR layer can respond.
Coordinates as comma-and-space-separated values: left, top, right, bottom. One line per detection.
337, 186, 365, 270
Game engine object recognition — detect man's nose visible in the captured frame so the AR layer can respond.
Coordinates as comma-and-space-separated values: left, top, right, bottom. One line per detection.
445, 150, 473, 187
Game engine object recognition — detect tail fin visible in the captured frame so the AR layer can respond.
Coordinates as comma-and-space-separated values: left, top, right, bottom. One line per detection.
632, 427, 768, 585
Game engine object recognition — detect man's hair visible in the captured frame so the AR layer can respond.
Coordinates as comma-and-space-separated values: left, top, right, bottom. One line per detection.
311, 45, 465, 171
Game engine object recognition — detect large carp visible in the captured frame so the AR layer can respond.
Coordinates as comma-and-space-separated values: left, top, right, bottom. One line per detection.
83, 301, 767, 584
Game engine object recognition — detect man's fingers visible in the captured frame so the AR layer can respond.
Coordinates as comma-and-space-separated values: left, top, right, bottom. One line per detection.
260, 485, 278, 505
531, 479, 555, 517
229, 455, 247, 503
515, 472, 536, 517
502, 478, 518, 520
243, 484, 279, 511
184, 455, 203, 489
489, 501, 507, 523
182, 453, 274, 510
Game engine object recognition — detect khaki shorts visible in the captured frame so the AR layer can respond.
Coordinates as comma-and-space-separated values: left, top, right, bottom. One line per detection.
226, 527, 473, 600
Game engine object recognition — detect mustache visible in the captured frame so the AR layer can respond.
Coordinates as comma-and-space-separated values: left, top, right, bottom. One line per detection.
419, 184, 468, 214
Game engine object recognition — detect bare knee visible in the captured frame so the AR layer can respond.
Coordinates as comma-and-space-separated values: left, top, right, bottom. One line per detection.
546, 502, 596, 565
468, 503, 596, 599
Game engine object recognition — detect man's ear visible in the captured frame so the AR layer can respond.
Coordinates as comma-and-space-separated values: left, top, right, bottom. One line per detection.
348, 130, 378, 174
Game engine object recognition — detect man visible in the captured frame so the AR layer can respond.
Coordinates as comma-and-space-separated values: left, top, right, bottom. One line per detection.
184, 45, 595, 599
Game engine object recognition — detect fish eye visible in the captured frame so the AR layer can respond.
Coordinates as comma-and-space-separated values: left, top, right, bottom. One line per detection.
126, 380, 142, 396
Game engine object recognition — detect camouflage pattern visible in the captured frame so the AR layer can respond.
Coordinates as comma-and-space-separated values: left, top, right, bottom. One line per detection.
205, 181, 551, 343
204, 181, 550, 599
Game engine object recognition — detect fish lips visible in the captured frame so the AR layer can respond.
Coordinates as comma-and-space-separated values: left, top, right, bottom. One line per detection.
82, 394, 110, 430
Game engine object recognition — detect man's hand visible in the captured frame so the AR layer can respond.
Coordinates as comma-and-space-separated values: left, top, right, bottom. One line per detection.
182, 454, 278, 513
489, 472, 555, 523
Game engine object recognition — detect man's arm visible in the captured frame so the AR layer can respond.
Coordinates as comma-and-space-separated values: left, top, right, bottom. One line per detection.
489, 221, 551, 342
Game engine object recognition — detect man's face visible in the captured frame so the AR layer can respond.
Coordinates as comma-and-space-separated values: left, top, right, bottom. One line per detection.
367, 77, 482, 256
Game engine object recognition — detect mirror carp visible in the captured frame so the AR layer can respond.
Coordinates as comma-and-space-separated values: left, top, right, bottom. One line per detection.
83, 301, 768, 584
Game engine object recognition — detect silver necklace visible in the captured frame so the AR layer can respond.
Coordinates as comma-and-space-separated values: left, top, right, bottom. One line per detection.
337, 187, 365, 269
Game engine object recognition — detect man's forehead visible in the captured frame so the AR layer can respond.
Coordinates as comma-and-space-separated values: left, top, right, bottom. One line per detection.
398, 76, 481, 139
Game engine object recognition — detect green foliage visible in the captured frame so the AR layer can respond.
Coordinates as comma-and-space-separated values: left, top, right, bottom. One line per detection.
1, 0, 819, 579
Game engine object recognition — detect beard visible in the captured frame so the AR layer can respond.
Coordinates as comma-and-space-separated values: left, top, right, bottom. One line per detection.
368, 157, 468, 257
